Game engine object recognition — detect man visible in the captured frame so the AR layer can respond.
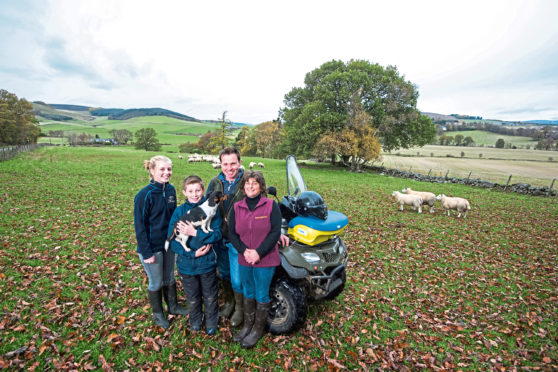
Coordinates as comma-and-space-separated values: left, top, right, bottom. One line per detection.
206, 147, 246, 326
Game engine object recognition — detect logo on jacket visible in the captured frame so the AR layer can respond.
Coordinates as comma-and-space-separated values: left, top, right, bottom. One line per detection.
168, 195, 176, 204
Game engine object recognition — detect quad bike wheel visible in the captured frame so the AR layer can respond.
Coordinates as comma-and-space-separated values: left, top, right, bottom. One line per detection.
267, 277, 307, 334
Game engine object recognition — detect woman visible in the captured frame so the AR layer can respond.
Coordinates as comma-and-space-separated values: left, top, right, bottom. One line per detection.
228, 170, 281, 348
134, 155, 188, 329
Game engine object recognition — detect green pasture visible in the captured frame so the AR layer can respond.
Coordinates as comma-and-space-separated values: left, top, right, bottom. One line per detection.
38, 116, 227, 146
438, 130, 538, 147
0, 146, 556, 370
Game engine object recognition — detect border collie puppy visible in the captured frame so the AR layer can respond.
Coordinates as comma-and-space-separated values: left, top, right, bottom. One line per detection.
165, 191, 224, 252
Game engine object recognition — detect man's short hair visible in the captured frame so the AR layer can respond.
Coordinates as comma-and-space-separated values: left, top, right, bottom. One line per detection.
218, 147, 241, 163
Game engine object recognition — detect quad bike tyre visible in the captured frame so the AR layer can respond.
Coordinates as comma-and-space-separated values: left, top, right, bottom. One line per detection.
267, 277, 307, 334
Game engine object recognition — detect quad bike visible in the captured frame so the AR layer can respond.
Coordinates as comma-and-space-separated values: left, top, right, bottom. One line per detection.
266, 155, 349, 334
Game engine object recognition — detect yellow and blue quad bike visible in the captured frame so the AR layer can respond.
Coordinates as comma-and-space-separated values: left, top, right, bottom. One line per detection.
267, 155, 348, 334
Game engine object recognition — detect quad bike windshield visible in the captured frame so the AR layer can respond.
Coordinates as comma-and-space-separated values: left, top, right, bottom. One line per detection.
286, 155, 306, 197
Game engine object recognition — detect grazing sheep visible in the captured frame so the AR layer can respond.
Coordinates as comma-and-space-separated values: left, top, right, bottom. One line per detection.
392, 191, 423, 213
257, 162, 265, 168
402, 187, 436, 213
436, 194, 471, 218
178, 155, 183, 160
211, 162, 221, 169
249, 161, 256, 169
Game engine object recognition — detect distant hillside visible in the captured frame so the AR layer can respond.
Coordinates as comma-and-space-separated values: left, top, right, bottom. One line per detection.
523, 120, 558, 125
32, 102, 201, 123
91, 107, 200, 122
50, 104, 92, 111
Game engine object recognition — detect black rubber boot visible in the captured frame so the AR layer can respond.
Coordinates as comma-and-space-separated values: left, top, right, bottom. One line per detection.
163, 283, 188, 316
219, 280, 235, 319
241, 301, 270, 349
233, 297, 255, 343
230, 291, 244, 327
148, 290, 170, 329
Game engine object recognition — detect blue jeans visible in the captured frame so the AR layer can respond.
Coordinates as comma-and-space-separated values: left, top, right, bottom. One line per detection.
238, 265, 276, 303
214, 241, 230, 281
227, 242, 242, 293
139, 250, 176, 291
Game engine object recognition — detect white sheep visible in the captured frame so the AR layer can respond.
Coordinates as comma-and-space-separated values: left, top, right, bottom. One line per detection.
402, 187, 436, 213
249, 161, 256, 169
257, 162, 265, 168
211, 162, 221, 169
178, 155, 183, 160
392, 191, 423, 213
436, 194, 471, 218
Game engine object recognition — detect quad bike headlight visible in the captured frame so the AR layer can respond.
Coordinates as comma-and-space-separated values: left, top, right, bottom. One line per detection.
301, 252, 320, 264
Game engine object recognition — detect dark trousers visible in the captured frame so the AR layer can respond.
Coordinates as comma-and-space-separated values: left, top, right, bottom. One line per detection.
180, 269, 219, 329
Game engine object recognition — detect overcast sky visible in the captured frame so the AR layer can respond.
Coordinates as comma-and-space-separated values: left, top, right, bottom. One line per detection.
1, 0, 557, 124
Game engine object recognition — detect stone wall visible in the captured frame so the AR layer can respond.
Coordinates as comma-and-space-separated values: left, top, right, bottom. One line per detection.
365, 165, 557, 197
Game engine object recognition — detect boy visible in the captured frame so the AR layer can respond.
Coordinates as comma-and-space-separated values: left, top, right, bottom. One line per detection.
168, 175, 222, 335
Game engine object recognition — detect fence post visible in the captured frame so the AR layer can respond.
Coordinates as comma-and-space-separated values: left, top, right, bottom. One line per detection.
427, 169, 431, 177
548, 178, 556, 197
444, 170, 449, 179
467, 171, 472, 180
504, 175, 512, 190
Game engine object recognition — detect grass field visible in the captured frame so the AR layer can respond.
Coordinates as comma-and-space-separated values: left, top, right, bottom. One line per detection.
440, 130, 539, 147
0, 146, 556, 370
38, 116, 227, 146
380, 145, 558, 187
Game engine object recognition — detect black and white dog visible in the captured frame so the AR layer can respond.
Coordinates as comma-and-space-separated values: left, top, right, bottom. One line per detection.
165, 191, 224, 252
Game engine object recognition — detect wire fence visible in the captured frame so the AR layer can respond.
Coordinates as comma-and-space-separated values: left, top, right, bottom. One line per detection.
0, 144, 51, 161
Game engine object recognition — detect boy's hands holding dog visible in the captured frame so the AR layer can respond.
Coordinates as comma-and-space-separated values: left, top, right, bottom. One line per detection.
177, 220, 197, 237
195, 244, 211, 257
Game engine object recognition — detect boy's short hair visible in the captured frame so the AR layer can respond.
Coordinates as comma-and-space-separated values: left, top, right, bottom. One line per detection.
182, 175, 204, 191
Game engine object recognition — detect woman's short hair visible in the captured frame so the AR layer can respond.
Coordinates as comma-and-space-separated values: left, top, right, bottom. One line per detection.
240, 170, 266, 197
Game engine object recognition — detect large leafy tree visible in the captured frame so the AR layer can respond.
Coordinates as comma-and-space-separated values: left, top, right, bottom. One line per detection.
280, 60, 436, 158
0, 89, 40, 145
134, 128, 161, 151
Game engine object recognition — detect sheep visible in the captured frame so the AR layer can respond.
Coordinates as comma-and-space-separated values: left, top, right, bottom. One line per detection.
211, 162, 221, 169
392, 191, 423, 213
436, 194, 471, 218
178, 155, 183, 160
249, 161, 256, 169
257, 162, 265, 168
402, 187, 436, 213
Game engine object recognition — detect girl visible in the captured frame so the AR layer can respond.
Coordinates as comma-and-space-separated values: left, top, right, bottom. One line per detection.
134, 155, 188, 329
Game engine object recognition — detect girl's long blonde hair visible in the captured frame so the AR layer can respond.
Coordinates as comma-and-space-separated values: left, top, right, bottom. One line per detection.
143, 155, 172, 179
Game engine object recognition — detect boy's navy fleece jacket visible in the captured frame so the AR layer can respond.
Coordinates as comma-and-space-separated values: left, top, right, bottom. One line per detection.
167, 195, 223, 276
134, 180, 177, 260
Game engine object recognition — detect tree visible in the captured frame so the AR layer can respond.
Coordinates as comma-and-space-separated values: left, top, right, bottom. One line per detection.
454, 134, 464, 146
233, 127, 251, 154
313, 93, 381, 171
109, 129, 133, 144
495, 138, 505, 148
134, 128, 161, 151
280, 59, 436, 159
210, 111, 235, 150
252, 120, 284, 158
463, 136, 475, 146
0, 89, 40, 145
